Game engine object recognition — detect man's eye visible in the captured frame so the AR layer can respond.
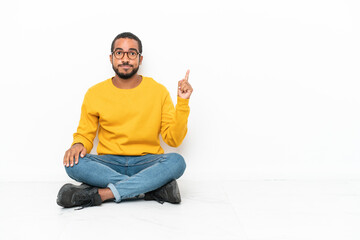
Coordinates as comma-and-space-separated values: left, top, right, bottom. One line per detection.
116, 51, 123, 55
129, 52, 137, 56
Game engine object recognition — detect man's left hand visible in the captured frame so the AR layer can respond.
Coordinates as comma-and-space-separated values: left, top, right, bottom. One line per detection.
178, 70, 193, 99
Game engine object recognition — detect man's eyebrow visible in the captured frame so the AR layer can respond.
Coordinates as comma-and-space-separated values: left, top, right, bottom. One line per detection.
113, 48, 139, 52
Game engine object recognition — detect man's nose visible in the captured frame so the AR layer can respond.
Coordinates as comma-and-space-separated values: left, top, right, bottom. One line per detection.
122, 52, 131, 60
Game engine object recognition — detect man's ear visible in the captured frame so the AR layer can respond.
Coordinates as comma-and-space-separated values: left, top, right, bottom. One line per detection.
109, 54, 113, 63
139, 55, 143, 65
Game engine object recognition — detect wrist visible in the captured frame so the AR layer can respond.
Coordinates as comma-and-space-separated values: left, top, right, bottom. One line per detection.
72, 142, 84, 147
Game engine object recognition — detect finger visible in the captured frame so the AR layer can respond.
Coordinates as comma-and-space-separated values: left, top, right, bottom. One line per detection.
69, 152, 75, 167
184, 69, 190, 82
76, 148, 86, 165
186, 83, 193, 92
64, 151, 70, 167
80, 148, 86, 158
75, 151, 79, 165
180, 81, 192, 91
181, 81, 193, 93
182, 80, 192, 88
178, 80, 184, 93
179, 81, 186, 92
181, 86, 191, 94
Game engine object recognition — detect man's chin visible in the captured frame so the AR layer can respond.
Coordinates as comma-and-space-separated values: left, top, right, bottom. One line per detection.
118, 71, 138, 79
113, 67, 139, 80
118, 73, 134, 79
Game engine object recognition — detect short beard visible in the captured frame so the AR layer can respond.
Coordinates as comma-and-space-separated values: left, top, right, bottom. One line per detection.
112, 64, 139, 79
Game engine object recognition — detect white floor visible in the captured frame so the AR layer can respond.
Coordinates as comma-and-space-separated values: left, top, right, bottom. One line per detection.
0, 179, 359, 240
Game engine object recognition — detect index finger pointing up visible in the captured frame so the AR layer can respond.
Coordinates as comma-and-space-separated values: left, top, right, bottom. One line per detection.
185, 69, 190, 82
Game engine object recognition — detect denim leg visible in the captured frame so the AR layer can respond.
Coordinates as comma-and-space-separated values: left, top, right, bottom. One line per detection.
109, 153, 186, 202
65, 154, 129, 189
65, 153, 186, 203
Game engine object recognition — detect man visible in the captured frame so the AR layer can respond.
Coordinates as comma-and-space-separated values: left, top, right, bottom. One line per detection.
56, 32, 193, 209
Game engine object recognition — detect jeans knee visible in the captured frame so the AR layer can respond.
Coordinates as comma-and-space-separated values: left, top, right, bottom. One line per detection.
65, 164, 78, 180
64, 156, 86, 181
167, 153, 186, 178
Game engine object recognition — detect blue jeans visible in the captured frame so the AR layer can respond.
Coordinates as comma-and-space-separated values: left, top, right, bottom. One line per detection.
65, 153, 186, 202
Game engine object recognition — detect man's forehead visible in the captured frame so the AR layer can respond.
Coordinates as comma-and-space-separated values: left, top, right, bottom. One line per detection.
114, 38, 139, 50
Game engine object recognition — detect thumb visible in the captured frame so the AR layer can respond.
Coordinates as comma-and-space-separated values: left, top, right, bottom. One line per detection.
80, 147, 87, 158
177, 80, 182, 93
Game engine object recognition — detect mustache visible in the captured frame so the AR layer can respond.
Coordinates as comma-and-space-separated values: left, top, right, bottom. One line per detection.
118, 63, 133, 67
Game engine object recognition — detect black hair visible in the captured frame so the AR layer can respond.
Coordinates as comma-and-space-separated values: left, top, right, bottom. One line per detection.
111, 32, 143, 54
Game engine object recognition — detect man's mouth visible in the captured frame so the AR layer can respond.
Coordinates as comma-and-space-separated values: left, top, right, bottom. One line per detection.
119, 64, 132, 68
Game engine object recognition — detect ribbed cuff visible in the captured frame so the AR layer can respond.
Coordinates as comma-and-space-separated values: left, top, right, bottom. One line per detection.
72, 135, 93, 153
177, 96, 190, 105
176, 97, 190, 111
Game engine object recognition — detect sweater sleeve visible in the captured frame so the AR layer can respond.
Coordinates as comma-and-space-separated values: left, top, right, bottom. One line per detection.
160, 93, 190, 147
72, 90, 99, 153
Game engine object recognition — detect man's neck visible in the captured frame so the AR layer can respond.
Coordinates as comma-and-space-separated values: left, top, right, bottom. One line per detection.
112, 74, 142, 89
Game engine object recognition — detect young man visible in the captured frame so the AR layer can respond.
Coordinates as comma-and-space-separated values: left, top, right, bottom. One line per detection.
57, 32, 193, 209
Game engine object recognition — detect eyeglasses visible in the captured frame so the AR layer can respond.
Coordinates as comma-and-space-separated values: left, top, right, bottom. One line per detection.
112, 50, 140, 60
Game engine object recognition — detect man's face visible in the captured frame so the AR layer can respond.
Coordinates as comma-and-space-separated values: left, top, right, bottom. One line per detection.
110, 38, 143, 79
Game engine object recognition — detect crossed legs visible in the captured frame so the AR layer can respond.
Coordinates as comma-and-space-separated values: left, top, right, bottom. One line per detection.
64, 153, 186, 203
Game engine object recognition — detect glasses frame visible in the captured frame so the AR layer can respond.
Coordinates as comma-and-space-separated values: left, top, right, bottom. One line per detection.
112, 49, 141, 60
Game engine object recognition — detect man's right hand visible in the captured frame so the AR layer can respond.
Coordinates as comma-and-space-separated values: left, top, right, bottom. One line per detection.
63, 143, 87, 167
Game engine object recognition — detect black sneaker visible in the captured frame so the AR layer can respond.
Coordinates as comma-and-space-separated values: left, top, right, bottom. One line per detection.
57, 183, 102, 209
144, 180, 181, 204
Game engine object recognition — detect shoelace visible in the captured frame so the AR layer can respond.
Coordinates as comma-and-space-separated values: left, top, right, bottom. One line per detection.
74, 191, 97, 210
75, 199, 96, 210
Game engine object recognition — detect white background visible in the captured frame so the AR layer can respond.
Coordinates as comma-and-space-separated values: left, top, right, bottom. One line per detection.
0, 0, 359, 181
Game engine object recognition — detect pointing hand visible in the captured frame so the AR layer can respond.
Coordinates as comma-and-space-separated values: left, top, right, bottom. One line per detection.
178, 70, 193, 99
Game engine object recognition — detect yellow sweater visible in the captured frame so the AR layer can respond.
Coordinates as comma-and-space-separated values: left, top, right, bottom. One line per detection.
72, 76, 190, 155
